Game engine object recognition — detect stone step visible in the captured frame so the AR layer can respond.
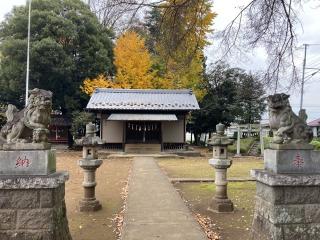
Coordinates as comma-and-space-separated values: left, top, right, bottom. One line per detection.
125, 144, 161, 153
248, 141, 260, 156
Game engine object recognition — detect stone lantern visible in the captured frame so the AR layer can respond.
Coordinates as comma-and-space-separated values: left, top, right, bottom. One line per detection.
208, 123, 234, 212
78, 122, 103, 212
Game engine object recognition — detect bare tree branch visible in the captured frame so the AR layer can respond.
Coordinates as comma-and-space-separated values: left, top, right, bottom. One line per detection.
217, 0, 302, 90
88, 0, 313, 90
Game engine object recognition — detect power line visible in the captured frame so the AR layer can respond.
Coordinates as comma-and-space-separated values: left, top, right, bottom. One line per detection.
299, 43, 320, 110
300, 44, 307, 110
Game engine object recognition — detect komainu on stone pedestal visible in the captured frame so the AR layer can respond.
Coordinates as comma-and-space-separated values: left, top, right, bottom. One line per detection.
251, 93, 320, 240
0, 88, 52, 149
0, 88, 72, 239
268, 93, 313, 145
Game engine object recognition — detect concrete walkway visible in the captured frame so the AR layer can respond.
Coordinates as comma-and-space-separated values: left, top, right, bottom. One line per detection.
122, 157, 207, 240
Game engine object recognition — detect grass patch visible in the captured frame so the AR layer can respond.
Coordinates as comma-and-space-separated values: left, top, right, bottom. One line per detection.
228, 137, 256, 154
257, 137, 272, 153
311, 139, 320, 150
175, 182, 256, 240
157, 157, 263, 179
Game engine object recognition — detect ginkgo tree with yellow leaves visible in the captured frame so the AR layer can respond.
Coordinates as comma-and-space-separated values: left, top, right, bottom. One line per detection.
82, 0, 215, 98
81, 74, 114, 96
81, 30, 173, 95
114, 31, 154, 89
155, 0, 215, 99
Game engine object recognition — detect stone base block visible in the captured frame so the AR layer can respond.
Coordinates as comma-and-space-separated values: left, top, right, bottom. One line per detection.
264, 149, 320, 174
79, 199, 102, 212
3, 142, 51, 150
269, 143, 314, 150
0, 149, 56, 175
251, 170, 320, 240
208, 198, 234, 213
0, 172, 72, 240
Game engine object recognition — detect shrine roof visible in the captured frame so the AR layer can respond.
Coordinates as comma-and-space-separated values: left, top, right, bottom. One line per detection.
308, 118, 320, 127
86, 89, 199, 111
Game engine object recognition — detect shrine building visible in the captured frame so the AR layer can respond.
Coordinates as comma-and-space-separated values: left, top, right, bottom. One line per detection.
86, 89, 199, 153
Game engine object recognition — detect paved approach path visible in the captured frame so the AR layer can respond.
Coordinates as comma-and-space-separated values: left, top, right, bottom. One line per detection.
122, 157, 207, 240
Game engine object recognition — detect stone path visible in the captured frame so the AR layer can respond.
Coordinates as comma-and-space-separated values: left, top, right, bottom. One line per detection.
122, 157, 207, 240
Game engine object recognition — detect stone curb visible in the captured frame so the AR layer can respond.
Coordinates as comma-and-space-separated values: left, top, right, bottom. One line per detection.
169, 177, 255, 183
106, 154, 184, 159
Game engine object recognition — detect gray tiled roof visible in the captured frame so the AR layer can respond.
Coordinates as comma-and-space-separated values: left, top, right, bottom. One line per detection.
86, 89, 200, 111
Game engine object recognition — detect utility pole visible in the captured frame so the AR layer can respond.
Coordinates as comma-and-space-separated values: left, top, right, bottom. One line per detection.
300, 44, 308, 111
25, 0, 32, 106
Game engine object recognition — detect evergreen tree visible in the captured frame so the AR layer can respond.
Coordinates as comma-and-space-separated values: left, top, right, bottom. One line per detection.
235, 74, 266, 124
189, 64, 266, 143
0, 0, 114, 114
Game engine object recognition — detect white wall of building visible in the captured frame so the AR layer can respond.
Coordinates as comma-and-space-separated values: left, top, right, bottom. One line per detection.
102, 120, 123, 143
312, 126, 319, 137
162, 120, 184, 142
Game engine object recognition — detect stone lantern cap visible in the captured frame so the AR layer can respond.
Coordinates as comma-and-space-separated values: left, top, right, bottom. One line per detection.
208, 123, 234, 146
86, 123, 96, 136
77, 123, 104, 146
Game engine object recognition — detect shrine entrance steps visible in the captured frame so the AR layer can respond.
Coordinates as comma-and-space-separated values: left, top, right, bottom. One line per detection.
124, 144, 161, 154
121, 157, 206, 240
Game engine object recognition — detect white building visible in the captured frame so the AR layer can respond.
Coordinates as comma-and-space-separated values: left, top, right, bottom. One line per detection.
86, 89, 199, 152
308, 118, 320, 137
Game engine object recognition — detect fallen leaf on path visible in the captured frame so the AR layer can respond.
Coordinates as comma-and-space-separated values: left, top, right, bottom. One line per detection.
195, 213, 220, 240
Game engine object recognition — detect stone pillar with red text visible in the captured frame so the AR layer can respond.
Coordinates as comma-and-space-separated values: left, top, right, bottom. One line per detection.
0, 147, 72, 240
250, 143, 320, 240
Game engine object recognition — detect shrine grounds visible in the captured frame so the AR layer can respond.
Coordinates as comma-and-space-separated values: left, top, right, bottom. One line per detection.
158, 156, 263, 240
56, 149, 263, 240
56, 151, 131, 240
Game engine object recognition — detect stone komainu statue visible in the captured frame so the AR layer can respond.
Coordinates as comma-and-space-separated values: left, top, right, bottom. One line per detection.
0, 88, 52, 144
268, 93, 313, 144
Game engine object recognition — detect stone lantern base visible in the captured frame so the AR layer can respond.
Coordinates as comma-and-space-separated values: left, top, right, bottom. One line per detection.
209, 198, 234, 213
79, 199, 102, 212
208, 158, 234, 213
78, 159, 103, 212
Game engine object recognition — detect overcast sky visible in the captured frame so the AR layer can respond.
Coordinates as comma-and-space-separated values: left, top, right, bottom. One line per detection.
209, 0, 320, 121
0, 0, 320, 120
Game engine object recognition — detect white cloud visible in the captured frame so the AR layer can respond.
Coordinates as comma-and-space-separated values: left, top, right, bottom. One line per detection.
0, 0, 25, 21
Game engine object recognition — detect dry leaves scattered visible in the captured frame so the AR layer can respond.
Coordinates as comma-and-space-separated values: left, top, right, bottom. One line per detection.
195, 213, 221, 240
111, 167, 132, 239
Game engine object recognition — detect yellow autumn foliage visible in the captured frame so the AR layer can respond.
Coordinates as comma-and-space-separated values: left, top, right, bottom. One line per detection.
81, 74, 114, 96
114, 31, 155, 89
81, 31, 174, 95
156, 0, 216, 99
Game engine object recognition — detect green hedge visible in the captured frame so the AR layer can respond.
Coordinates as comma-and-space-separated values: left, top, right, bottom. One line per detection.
311, 139, 320, 150
259, 137, 320, 151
